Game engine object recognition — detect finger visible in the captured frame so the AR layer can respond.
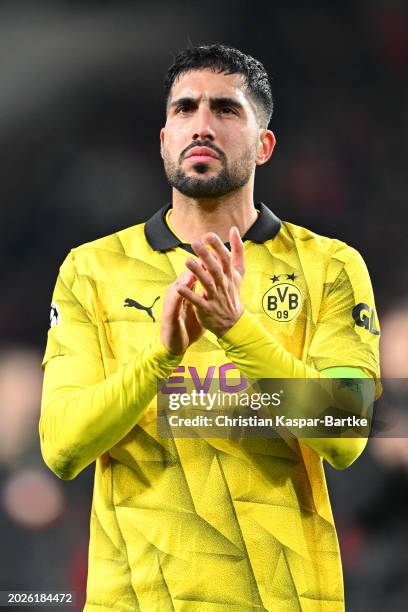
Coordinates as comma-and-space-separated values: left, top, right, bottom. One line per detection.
181, 268, 196, 282
175, 269, 197, 290
185, 258, 216, 297
203, 232, 232, 276
185, 271, 198, 290
166, 270, 195, 315
191, 240, 224, 286
166, 284, 184, 319
176, 283, 207, 309
230, 226, 245, 277
181, 269, 199, 300
185, 299, 203, 327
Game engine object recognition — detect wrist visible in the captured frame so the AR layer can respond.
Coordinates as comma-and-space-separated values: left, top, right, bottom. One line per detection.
214, 306, 245, 338
216, 308, 254, 344
158, 333, 186, 358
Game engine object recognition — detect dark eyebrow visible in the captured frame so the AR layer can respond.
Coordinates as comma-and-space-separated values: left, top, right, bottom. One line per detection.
210, 97, 243, 111
169, 96, 197, 109
169, 96, 244, 111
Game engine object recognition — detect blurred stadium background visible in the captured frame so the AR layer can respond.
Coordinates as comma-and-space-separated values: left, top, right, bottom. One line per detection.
0, 0, 407, 610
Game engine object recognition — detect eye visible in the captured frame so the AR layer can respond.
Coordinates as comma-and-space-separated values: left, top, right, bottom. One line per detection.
175, 103, 193, 114
218, 107, 237, 115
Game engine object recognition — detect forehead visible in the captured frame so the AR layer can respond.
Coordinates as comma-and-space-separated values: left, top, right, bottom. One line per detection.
169, 68, 249, 104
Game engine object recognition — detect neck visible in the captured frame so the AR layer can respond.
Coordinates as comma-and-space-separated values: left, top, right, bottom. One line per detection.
170, 181, 257, 243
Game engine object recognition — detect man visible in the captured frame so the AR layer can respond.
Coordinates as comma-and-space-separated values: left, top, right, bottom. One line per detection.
40, 45, 380, 611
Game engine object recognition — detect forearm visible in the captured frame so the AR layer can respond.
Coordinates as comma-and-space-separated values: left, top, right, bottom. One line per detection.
40, 336, 182, 480
302, 367, 372, 469
217, 309, 320, 379
218, 310, 374, 468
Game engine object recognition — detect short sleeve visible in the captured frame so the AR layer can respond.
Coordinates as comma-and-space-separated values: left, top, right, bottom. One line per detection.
308, 245, 381, 382
42, 251, 102, 369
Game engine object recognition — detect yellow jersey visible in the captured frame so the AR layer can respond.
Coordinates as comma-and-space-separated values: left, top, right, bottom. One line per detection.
40, 203, 380, 611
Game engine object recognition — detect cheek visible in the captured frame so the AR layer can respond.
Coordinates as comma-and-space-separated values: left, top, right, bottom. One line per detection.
228, 130, 259, 159
163, 125, 188, 155
226, 123, 257, 146
162, 133, 177, 160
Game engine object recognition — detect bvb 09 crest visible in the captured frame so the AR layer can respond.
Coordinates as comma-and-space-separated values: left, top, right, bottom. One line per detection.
262, 277, 302, 322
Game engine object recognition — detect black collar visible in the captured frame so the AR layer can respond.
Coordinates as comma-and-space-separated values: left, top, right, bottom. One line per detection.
144, 202, 281, 254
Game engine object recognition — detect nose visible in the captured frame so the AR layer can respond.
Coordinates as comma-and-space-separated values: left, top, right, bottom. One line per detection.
192, 104, 215, 141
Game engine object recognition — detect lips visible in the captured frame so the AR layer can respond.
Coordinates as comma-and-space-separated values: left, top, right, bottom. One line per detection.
185, 147, 219, 161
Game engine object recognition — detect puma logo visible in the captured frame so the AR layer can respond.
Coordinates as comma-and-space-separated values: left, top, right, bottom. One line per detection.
124, 296, 160, 322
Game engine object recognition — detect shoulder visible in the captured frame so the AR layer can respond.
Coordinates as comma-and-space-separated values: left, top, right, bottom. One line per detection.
277, 221, 373, 296
71, 221, 147, 258
61, 221, 149, 274
279, 220, 365, 268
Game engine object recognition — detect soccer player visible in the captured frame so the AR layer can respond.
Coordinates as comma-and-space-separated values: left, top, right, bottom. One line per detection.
40, 45, 380, 611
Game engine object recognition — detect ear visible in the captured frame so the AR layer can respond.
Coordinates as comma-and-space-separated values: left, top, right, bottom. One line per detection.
160, 128, 165, 159
255, 130, 276, 166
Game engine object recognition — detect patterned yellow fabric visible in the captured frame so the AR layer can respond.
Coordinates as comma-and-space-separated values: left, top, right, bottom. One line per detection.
40, 215, 380, 611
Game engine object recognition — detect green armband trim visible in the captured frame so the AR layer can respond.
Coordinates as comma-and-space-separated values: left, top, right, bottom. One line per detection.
320, 366, 371, 379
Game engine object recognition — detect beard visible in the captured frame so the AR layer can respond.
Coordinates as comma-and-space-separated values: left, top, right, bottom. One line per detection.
163, 141, 257, 198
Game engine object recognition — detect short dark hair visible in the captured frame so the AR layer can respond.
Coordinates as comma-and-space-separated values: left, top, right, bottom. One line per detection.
164, 44, 273, 127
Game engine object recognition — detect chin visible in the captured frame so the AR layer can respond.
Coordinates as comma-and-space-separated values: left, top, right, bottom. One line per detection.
191, 162, 212, 174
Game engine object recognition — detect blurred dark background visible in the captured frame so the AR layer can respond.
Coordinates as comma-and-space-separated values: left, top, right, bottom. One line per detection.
0, 0, 407, 610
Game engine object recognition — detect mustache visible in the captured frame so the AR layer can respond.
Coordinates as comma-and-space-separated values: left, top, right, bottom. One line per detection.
179, 140, 226, 163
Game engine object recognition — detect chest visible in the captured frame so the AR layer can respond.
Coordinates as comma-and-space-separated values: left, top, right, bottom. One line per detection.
90, 246, 318, 363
